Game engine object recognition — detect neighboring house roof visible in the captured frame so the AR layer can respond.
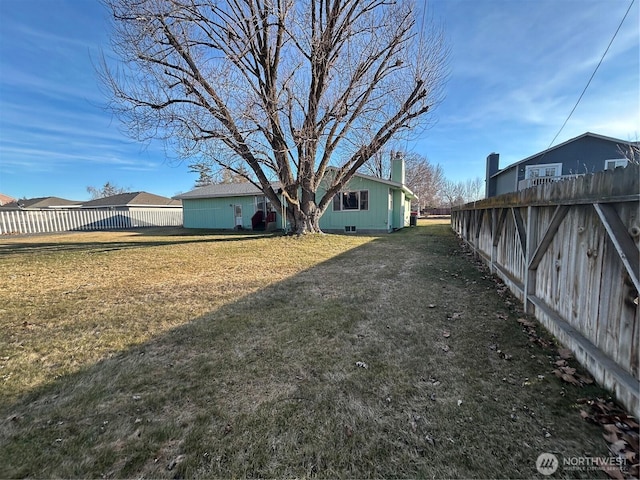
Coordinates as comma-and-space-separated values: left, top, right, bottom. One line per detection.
175, 182, 281, 200
0, 193, 16, 206
81, 192, 182, 207
490, 132, 637, 179
0, 196, 81, 210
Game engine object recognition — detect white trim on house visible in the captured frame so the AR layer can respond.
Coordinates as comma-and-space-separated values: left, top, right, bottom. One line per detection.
332, 189, 370, 211
604, 158, 629, 170
234, 205, 243, 227
524, 163, 563, 179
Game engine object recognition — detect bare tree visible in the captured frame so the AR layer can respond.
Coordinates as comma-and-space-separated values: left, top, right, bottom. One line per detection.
361, 150, 444, 211
404, 152, 445, 211
439, 179, 464, 209
617, 138, 640, 164
100, 0, 448, 233
461, 177, 484, 203
360, 149, 389, 179
86, 182, 128, 199
220, 166, 251, 184
439, 177, 483, 208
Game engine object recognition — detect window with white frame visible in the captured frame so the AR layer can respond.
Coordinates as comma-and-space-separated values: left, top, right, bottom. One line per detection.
333, 190, 369, 211
255, 195, 274, 213
525, 163, 562, 179
604, 158, 628, 170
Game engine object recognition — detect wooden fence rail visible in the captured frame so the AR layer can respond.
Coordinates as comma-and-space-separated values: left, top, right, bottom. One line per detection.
452, 164, 639, 417
0, 208, 183, 235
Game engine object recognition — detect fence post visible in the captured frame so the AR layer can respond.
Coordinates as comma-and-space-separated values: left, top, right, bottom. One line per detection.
524, 205, 538, 314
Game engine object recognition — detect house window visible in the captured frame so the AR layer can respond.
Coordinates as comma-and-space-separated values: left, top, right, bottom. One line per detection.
333, 190, 369, 211
525, 163, 562, 179
605, 159, 628, 170
255, 195, 273, 213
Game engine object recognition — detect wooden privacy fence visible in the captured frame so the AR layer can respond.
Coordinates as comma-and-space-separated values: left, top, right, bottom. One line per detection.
0, 208, 183, 235
452, 164, 639, 417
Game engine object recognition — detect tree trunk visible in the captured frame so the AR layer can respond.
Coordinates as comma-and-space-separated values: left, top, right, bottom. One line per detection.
288, 200, 324, 235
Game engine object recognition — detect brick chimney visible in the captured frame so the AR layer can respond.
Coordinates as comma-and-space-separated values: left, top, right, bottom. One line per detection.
486, 153, 499, 198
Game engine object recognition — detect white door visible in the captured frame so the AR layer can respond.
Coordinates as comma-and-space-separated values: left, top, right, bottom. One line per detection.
388, 189, 393, 230
234, 205, 243, 228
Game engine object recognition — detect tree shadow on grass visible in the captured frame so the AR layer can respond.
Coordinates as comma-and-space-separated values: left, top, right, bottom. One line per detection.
0, 224, 609, 479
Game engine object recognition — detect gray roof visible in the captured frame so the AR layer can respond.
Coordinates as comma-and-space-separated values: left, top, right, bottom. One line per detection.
174, 182, 281, 199
175, 174, 417, 200
0, 196, 81, 210
491, 132, 638, 178
81, 192, 181, 207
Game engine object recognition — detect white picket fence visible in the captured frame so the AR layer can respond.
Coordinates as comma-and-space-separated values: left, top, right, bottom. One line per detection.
0, 208, 183, 235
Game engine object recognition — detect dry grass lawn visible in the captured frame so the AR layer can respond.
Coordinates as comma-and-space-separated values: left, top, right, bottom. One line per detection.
0, 221, 613, 478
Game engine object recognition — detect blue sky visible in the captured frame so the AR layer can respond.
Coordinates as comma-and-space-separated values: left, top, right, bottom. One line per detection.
0, 0, 638, 201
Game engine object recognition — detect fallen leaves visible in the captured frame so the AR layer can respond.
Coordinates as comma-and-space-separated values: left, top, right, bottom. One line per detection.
516, 317, 535, 328
579, 398, 639, 479
557, 348, 573, 360
553, 365, 581, 386
516, 317, 552, 348
552, 358, 593, 386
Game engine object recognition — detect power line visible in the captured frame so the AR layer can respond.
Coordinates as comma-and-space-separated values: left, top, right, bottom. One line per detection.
545, 0, 635, 151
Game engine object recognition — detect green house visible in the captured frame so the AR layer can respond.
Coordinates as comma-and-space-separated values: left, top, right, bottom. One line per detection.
174, 183, 284, 231
175, 158, 415, 233
318, 158, 415, 233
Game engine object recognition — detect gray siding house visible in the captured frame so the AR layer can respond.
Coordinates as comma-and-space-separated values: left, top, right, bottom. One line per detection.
486, 132, 638, 197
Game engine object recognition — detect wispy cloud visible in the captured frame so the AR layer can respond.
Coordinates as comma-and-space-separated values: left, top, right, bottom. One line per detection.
0, 65, 104, 105
433, 0, 638, 139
